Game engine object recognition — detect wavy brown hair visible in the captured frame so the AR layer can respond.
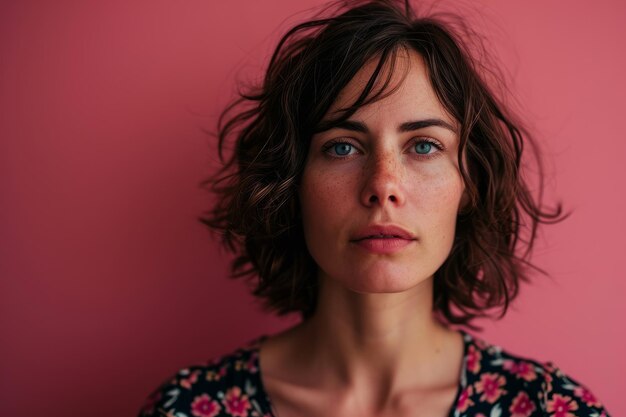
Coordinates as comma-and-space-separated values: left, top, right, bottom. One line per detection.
199, 0, 568, 330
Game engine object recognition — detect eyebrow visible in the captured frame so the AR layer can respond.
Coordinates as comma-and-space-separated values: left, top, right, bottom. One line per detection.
317, 118, 457, 134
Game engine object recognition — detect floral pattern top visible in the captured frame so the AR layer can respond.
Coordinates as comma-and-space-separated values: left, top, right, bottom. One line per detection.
138, 330, 611, 417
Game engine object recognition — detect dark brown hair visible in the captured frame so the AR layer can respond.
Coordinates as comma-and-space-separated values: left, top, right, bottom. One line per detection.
199, 0, 567, 330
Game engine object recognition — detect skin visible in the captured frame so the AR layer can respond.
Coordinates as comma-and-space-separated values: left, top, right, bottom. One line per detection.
259, 48, 468, 417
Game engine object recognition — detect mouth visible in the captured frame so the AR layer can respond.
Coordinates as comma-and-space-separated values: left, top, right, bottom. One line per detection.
349, 224, 417, 254
355, 234, 410, 241
350, 224, 417, 242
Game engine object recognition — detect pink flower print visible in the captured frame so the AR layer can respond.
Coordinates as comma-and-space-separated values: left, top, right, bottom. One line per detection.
467, 345, 482, 374
180, 370, 201, 389
223, 386, 252, 417
509, 391, 536, 417
456, 385, 474, 413
473, 337, 489, 350
543, 361, 558, 374
191, 394, 221, 417
546, 394, 579, 417
503, 360, 537, 382
573, 386, 602, 408
543, 372, 554, 393
474, 372, 507, 403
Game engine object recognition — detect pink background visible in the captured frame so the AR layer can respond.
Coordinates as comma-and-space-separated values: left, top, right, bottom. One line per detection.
1, 1, 624, 416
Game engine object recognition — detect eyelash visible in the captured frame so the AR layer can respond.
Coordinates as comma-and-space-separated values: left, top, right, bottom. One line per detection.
322, 138, 444, 160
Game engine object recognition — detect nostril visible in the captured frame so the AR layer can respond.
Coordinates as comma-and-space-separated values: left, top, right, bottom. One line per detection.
368, 194, 398, 204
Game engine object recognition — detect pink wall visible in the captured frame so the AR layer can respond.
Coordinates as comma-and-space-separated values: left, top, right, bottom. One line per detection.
1, 1, 623, 415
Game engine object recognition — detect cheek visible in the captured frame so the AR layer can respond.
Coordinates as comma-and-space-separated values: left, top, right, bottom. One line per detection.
298, 171, 335, 269
410, 167, 464, 234
411, 161, 464, 200
300, 172, 326, 222
299, 165, 355, 220
299, 170, 331, 238
298, 165, 359, 265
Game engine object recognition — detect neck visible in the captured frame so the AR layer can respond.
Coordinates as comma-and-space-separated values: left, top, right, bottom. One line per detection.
294, 274, 459, 397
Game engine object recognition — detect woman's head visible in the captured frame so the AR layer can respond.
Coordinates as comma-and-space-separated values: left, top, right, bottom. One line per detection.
201, 0, 565, 329
300, 48, 465, 297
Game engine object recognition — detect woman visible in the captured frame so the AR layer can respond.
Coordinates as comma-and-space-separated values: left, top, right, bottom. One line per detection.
139, 1, 611, 416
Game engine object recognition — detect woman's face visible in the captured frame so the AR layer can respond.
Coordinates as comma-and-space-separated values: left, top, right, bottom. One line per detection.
299, 49, 466, 294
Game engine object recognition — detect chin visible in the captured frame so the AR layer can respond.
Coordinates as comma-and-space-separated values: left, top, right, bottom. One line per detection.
349, 280, 427, 294
338, 267, 433, 295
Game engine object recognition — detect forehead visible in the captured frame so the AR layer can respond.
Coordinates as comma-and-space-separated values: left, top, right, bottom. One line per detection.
325, 48, 455, 127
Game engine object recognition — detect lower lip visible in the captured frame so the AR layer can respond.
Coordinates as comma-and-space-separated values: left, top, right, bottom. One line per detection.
352, 238, 415, 254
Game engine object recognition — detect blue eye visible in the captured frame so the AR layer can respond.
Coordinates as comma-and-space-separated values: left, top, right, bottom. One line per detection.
415, 141, 433, 154
333, 142, 353, 156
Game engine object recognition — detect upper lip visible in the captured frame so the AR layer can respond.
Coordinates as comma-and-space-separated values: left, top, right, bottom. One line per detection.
351, 224, 417, 241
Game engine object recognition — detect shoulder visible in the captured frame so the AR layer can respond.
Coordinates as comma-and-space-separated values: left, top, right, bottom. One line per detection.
457, 332, 611, 417
137, 336, 271, 417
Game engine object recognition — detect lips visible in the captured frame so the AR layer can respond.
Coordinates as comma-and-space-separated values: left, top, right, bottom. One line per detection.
351, 224, 416, 241
350, 225, 416, 255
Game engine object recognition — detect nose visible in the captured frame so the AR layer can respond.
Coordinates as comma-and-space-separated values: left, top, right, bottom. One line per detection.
359, 150, 406, 208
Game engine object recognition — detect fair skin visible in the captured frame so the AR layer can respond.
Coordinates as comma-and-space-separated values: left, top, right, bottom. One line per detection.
259, 48, 467, 417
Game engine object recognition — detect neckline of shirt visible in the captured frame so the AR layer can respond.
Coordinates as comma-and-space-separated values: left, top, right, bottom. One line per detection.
240, 328, 474, 417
